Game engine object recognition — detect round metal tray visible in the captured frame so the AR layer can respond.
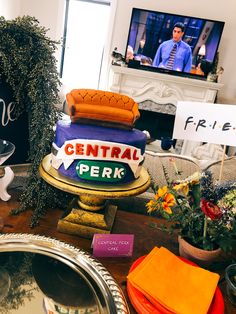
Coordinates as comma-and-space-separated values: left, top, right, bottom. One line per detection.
0, 233, 129, 314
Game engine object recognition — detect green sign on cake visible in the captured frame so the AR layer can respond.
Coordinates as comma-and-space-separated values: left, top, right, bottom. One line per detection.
76, 160, 126, 183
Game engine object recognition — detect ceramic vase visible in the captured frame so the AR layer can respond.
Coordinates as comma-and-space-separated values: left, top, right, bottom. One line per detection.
178, 236, 222, 267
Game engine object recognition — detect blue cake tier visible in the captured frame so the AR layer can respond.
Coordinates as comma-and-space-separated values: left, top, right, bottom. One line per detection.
52, 120, 147, 184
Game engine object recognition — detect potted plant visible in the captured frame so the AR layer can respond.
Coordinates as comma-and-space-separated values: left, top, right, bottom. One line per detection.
0, 16, 73, 226
146, 168, 236, 266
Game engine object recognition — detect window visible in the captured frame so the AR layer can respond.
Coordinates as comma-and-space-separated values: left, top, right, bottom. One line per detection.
60, 0, 111, 90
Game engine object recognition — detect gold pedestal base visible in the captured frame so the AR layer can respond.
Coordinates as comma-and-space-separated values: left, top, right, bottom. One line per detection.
39, 154, 150, 238
57, 199, 117, 239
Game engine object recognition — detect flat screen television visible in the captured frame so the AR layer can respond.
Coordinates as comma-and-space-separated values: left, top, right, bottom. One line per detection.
125, 8, 225, 80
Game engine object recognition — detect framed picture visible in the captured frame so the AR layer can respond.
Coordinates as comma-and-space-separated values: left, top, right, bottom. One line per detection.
0, 80, 29, 165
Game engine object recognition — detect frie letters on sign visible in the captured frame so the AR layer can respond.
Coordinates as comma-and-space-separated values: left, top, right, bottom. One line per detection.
184, 116, 232, 132
173, 101, 236, 146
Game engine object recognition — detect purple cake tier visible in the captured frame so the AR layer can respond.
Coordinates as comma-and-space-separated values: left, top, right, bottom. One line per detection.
51, 119, 147, 184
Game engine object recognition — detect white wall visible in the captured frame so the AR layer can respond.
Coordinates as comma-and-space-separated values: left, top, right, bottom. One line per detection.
19, 0, 65, 41
2, 0, 235, 104
0, 0, 65, 70
0, 0, 20, 19
19, 0, 65, 65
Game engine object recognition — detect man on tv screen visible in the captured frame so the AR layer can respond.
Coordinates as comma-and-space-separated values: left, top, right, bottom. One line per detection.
153, 22, 192, 73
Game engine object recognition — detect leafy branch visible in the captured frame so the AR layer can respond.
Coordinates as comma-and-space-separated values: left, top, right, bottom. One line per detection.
0, 16, 73, 226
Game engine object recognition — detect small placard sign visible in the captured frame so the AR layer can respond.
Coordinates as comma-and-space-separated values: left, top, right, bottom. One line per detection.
92, 234, 134, 257
173, 101, 236, 146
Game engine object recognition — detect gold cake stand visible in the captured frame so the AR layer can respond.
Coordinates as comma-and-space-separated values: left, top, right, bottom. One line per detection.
39, 154, 150, 238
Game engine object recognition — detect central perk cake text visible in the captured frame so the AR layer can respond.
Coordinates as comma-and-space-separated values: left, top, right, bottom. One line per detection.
64, 142, 140, 161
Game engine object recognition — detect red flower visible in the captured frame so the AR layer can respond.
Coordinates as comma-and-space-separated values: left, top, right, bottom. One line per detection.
201, 199, 223, 220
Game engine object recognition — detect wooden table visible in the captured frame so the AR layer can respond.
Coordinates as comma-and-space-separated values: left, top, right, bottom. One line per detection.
0, 189, 235, 314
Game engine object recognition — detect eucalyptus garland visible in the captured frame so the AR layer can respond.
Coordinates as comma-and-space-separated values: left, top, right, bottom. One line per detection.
0, 16, 72, 226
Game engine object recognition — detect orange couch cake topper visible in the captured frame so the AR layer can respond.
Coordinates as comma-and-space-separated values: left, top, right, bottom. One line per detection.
66, 89, 140, 128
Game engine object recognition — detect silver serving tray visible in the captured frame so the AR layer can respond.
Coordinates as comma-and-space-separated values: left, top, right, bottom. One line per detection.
0, 233, 130, 314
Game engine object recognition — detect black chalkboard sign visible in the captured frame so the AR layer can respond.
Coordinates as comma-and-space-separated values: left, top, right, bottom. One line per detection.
0, 80, 29, 165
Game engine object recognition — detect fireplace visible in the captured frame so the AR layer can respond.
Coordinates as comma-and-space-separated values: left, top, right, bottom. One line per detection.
135, 106, 175, 140
108, 65, 224, 155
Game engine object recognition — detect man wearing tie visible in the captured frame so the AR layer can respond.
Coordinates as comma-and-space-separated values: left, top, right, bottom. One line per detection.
153, 22, 192, 73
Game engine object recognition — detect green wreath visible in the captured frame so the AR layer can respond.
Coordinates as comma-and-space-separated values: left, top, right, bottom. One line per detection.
0, 16, 72, 226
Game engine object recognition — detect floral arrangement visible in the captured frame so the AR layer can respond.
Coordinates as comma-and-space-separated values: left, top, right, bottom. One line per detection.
146, 169, 236, 253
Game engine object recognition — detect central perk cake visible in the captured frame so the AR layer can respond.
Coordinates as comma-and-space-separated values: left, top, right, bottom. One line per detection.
51, 89, 147, 185
51, 119, 146, 184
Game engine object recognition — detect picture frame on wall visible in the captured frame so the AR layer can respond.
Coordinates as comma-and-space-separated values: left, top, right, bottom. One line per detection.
0, 79, 29, 165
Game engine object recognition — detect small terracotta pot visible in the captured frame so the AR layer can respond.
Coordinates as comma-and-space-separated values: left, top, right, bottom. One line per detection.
178, 236, 222, 267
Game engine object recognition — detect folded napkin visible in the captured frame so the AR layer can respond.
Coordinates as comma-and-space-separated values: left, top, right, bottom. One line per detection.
127, 247, 219, 314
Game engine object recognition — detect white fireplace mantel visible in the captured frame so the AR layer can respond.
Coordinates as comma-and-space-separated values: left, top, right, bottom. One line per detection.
108, 65, 223, 107
108, 65, 224, 155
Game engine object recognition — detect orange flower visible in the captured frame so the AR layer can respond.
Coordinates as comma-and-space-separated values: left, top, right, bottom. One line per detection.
174, 182, 189, 195
165, 192, 176, 206
162, 193, 176, 214
146, 199, 154, 208
162, 202, 172, 214
146, 199, 157, 213
147, 186, 176, 214
155, 186, 168, 200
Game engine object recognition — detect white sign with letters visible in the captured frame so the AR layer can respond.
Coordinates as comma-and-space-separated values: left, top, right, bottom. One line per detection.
173, 101, 236, 146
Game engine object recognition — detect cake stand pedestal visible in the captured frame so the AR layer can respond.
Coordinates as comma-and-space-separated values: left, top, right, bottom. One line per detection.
39, 154, 150, 238
0, 140, 15, 201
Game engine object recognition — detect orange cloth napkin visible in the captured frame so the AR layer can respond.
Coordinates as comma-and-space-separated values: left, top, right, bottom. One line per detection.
127, 247, 220, 314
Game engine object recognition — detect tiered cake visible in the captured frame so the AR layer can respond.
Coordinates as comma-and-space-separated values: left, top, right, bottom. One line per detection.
51, 89, 146, 185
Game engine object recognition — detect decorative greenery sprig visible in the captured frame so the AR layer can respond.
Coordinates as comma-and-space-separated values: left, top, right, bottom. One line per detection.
0, 252, 36, 313
0, 16, 73, 226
